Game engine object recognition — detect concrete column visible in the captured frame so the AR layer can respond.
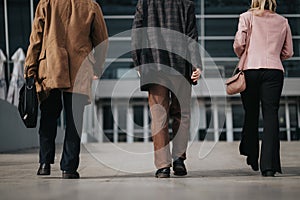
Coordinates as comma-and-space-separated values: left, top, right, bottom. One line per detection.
297, 100, 300, 129
200, 0, 205, 49
212, 102, 219, 142
127, 106, 134, 143
285, 102, 291, 141
81, 105, 91, 143
92, 102, 99, 140
60, 111, 65, 130
113, 105, 118, 143
190, 98, 199, 141
225, 104, 234, 142
200, 0, 205, 77
0, 50, 7, 100
190, 98, 206, 141
143, 103, 149, 143
4, 0, 10, 79
199, 101, 207, 130
97, 106, 103, 143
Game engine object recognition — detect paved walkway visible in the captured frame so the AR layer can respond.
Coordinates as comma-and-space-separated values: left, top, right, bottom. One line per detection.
1, 142, 300, 200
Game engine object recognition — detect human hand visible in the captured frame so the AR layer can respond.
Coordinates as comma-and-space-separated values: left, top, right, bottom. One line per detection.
191, 68, 201, 83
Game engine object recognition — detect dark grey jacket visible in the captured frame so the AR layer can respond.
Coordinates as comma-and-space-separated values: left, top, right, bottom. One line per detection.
132, 0, 201, 89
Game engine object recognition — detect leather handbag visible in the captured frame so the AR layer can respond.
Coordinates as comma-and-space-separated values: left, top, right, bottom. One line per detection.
18, 76, 38, 128
225, 69, 246, 95
226, 13, 253, 95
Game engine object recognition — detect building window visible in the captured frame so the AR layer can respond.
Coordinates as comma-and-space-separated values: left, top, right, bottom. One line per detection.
0, 2, 5, 51
103, 105, 114, 142
7, 0, 31, 55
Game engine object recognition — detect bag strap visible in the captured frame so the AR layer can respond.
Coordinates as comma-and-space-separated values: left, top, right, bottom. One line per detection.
242, 13, 253, 68
233, 12, 254, 74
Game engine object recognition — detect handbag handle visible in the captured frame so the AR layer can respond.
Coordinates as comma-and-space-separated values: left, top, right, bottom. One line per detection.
23, 66, 36, 88
233, 12, 254, 75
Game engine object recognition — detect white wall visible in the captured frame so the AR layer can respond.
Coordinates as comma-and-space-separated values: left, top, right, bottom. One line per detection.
0, 99, 65, 152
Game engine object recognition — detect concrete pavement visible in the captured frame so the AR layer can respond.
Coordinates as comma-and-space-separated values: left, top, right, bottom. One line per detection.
0, 142, 300, 200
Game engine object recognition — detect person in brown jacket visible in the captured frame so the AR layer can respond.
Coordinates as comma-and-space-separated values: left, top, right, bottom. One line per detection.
25, 0, 108, 179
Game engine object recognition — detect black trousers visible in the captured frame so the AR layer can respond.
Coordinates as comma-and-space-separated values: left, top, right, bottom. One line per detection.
39, 89, 87, 172
240, 69, 284, 173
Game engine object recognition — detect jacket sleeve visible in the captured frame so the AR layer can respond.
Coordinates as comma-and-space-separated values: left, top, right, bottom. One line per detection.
186, 2, 202, 70
131, 0, 143, 68
91, 3, 109, 77
24, 2, 45, 78
233, 14, 249, 58
281, 20, 294, 60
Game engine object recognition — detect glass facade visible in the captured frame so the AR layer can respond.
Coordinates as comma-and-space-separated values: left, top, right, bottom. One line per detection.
7, 0, 31, 55
1, 0, 300, 142
97, 0, 300, 80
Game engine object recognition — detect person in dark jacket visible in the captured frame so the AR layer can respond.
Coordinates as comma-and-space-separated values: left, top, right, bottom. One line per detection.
132, 0, 202, 178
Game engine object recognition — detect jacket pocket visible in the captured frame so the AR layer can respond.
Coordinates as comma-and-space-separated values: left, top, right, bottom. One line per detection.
46, 47, 71, 88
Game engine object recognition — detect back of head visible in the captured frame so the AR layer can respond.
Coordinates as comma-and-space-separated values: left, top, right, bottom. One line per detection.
250, 0, 277, 15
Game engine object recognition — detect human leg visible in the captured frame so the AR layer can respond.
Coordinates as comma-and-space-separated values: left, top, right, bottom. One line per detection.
38, 89, 62, 175
169, 78, 191, 161
60, 92, 87, 177
148, 84, 172, 174
240, 70, 260, 171
169, 75, 191, 176
260, 69, 284, 175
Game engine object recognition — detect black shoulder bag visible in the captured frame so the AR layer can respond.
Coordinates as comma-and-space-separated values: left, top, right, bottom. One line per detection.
18, 72, 38, 128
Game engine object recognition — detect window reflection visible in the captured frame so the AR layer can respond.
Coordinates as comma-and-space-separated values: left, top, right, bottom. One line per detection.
96, 0, 137, 15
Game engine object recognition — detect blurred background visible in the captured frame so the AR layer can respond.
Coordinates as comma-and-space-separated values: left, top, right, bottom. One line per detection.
0, 0, 299, 151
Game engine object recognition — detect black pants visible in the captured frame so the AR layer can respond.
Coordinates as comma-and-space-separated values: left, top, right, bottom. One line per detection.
240, 69, 284, 173
39, 89, 87, 172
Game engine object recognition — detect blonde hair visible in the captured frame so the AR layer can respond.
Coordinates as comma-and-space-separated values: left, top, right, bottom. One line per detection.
250, 0, 277, 14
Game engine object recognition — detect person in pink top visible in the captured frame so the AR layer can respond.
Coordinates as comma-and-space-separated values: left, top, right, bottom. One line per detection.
233, 0, 293, 177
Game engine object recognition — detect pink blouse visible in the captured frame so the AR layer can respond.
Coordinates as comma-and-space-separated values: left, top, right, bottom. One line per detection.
233, 10, 294, 71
